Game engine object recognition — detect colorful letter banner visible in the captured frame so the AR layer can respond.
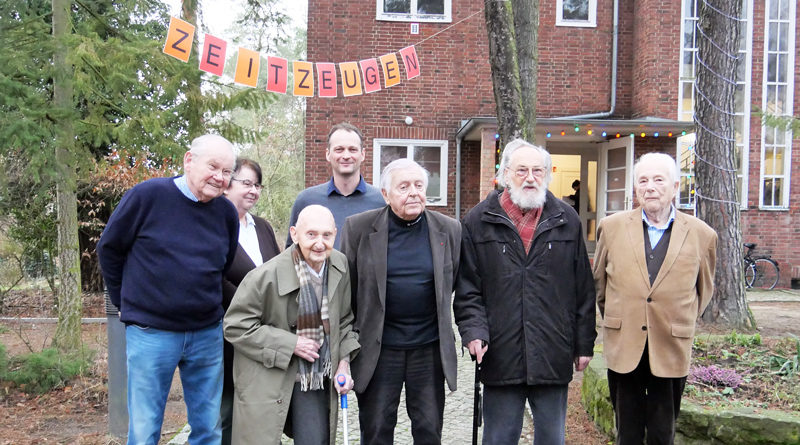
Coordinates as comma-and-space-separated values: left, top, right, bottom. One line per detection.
163, 16, 195, 62
379, 53, 401, 88
234, 48, 260, 87
293, 61, 314, 97
199, 34, 227, 76
339, 62, 363, 97
316, 63, 337, 98
266, 56, 288, 94
399, 46, 420, 80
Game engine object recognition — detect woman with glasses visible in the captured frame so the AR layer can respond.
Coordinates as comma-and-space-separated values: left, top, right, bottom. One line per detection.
220, 157, 281, 445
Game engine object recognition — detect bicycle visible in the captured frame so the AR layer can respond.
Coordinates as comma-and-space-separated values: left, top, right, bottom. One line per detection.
743, 243, 780, 290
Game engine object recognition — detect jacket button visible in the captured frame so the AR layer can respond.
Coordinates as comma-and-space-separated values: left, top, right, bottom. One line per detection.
641, 326, 647, 331
647, 297, 652, 302
649, 254, 654, 259
277, 399, 283, 404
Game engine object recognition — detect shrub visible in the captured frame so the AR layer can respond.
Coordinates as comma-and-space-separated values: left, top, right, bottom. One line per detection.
689, 365, 743, 389
2, 347, 93, 394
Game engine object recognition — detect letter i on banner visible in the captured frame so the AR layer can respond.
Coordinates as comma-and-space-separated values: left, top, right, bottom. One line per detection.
266, 56, 288, 94
293, 61, 314, 96
316, 63, 337, 98
234, 48, 260, 87
339, 62, 363, 96
379, 53, 401, 88
359, 59, 381, 94
199, 34, 227, 76
163, 16, 195, 62
399, 45, 420, 79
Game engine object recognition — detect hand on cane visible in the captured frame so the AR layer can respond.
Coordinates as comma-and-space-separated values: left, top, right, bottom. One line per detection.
334, 360, 353, 394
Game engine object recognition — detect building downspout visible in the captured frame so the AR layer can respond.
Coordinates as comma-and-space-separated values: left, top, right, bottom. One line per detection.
455, 135, 461, 219
555, 0, 618, 120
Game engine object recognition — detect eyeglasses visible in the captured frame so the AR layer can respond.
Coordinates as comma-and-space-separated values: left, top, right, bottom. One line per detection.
231, 178, 263, 191
511, 167, 547, 178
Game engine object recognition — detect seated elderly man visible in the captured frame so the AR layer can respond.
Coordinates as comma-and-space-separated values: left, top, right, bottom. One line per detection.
223, 205, 359, 445
340, 158, 461, 444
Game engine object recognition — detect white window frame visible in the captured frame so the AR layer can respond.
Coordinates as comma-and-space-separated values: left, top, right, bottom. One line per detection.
372, 138, 448, 206
676, 0, 752, 209
375, 0, 452, 23
759, 0, 795, 210
556, 0, 597, 28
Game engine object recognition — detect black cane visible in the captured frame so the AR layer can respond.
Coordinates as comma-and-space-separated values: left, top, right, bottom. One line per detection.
472, 360, 482, 445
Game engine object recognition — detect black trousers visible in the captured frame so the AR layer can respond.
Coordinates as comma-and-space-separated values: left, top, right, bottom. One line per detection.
356, 342, 445, 445
607, 344, 687, 445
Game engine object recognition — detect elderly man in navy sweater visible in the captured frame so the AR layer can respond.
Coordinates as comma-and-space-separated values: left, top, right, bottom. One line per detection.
97, 134, 239, 445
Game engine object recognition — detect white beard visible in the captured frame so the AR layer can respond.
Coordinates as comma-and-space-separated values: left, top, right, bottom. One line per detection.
508, 182, 546, 211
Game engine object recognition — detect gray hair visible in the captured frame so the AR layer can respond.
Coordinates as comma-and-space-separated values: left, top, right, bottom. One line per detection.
633, 152, 679, 184
189, 134, 235, 158
496, 139, 553, 188
380, 158, 429, 192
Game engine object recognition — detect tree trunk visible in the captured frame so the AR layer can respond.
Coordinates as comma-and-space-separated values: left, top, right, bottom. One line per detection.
695, 0, 754, 329
511, 0, 538, 143
182, 0, 205, 138
52, 0, 83, 351
484, 0, 523, 145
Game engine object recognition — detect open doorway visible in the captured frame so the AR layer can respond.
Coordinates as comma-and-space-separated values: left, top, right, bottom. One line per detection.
548, 149, 599, 252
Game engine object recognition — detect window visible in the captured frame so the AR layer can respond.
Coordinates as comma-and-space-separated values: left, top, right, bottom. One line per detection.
556, 0, 597, 27
760, 0, 795, 209
376, 0, 451, 23
677, 0, 752, 208
373, 139, 448, 206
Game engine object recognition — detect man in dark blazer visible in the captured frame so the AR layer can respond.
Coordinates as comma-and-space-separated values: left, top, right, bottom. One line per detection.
594, 152, 717, 444
340, 158, 461, 445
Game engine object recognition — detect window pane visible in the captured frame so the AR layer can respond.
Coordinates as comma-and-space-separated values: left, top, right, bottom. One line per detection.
683, 24, 695, 50
607, 191, 626, 211
768, 23, 778, 51
734, 115, 744, 144
563, 0, 590, 21
681, 82, 694, 114
777, 54, 787, 83
774, 147, 784, 175
413, 146, 442, 198
682, 51, 694, 76
763, 179, 775, 206
606, 169, 626, 190
774, 178, 782, 204
765, 127, 775, 144
775, 127, 785, 144
607, 146, 626, 168
384, 0, 410, 14
417, 0, 443, 14
380, 145, 406, 172
769, 0, 779, 20
766, 87, 777, 114
764, 147, 775, 175
776, 85, 786, 114
767, 54, 777, 82
779, 0, 789, 19
779, 23, 788, 51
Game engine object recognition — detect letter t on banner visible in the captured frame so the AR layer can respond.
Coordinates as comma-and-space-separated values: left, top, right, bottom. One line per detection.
379, 53, 401, 88
399, 46, 420, 79
266, 56, 288, 94
234, 48, 260, 87
199, 34, 227, 76
316, 63, 337, 98
163, 16, 195, 62
360, 59, 382, 94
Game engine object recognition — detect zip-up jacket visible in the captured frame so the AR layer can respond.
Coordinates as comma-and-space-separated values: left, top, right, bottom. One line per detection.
454, 189, 596, 385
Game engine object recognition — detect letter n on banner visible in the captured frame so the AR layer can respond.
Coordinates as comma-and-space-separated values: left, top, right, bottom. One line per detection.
316, 63, 337, 98
399, 46, 420, 79
339, 62, 363, 96
293, 61, 314, 97
359, 59, 381, 94
163, 16, 195, 62
234, 48, 260, 87
266, 56, 288, 94
379, 53, 401, 88
199, 34, 227, 76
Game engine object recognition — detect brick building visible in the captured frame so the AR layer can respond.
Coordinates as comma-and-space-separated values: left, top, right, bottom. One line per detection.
304, 0, 799, 287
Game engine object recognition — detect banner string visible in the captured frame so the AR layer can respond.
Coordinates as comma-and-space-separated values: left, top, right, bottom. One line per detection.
413, 10, 483, 47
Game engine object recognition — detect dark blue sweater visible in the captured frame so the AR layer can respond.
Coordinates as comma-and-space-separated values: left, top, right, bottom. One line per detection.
97, 177, 239, 331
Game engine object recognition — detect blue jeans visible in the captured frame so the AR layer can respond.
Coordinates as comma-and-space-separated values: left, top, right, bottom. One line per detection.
125, 322, 223, 445
482, 383, 568, 445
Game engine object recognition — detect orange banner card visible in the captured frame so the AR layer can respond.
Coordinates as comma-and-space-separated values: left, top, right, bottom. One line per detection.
359, 59, 382, 94
234, 48, 260, 87
316, 63, 337, 98
399, 45, 420, 79
266, 56, 288, 94
379, 53, 401, 88
163, 16, 195, 62
339, 62, 363, 96
199, 34, 227, 76
292, 61, 314, 97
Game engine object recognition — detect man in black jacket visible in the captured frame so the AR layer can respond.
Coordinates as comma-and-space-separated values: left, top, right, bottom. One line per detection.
454, 139, 596, 445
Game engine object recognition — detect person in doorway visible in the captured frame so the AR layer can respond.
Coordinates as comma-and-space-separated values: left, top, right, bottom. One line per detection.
569, 179, 581, 214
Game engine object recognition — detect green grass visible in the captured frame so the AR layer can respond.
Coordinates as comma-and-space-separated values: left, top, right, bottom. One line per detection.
0, 343, 93, 394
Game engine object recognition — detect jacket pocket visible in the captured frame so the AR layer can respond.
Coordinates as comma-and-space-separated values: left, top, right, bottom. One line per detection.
671, 323, 695, 338
603, 317, 622, 329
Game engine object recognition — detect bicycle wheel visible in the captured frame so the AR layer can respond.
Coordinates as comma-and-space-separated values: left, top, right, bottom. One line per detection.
743, 260, 756, 288
751, 258, 780, 290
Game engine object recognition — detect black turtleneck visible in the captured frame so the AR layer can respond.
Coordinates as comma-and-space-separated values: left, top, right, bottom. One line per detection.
383, 210, 438, 348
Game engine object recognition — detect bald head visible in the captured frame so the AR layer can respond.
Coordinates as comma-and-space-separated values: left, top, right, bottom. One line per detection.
290, 205, 336, 272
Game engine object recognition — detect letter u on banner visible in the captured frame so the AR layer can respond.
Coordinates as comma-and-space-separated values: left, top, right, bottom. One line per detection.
199, 34, 227, 76
359, 59, 382, 94
399, 45, 420, 79
234, 48, 260, 87
316, 63, 337, 98
293, 61, 314, 96
379, 53, 401, 88
266, 56, 288, 94
163, 16, 195, 62
339, 62, 363, 96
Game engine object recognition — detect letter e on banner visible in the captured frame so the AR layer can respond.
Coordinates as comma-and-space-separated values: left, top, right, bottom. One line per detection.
339, 62, 363, 96
399, 46, 420, 79
266, 56, 288, 94
234, 48, 260, 88
163, 16, 195, 62
316, 63, 337, 98
379, 53, 401, 88
293, 61, 314, 97
199, 34, 227, 76
359, 59, 382, 94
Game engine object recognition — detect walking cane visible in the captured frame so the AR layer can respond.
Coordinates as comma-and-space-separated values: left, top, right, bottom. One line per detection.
472, 360, 482, 445
337, 374, 350, 444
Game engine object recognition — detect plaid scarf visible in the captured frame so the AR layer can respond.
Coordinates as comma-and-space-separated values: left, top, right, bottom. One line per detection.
291, 245, 331, 391
500, 190, 543, 254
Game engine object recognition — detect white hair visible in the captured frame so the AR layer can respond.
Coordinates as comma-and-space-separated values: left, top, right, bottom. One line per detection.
380, 158, 429, 191
496, 139, 553, 188
633, 152, 679, 183
189, 134, 235, 158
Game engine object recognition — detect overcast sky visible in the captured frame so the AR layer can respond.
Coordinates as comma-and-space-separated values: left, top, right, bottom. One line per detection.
165, 0, 307, 37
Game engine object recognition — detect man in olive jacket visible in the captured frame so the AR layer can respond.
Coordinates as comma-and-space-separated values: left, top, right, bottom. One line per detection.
454, 139, 596, 445
223, 205, 359, 445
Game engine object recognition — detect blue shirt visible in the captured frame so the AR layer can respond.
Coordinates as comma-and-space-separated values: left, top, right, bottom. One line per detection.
173, 175, 199, 201
642, 206, 675, 248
